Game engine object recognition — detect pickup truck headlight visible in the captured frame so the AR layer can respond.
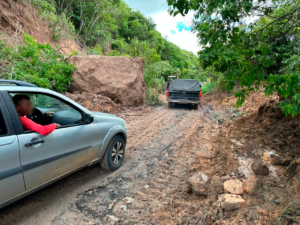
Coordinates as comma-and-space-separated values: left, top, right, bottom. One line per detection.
124, 121, 128, 129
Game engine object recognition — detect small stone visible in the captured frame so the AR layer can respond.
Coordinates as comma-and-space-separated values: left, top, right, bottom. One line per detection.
188, 172, 209, 196
251, 159, 270, 175
120, 205, 127, 211
144, 184, 149, 189
270, 154, 283, 165
217, 194, 246, 211
282, 159, 292, 166
125, 197, 135, 204
273, 198, 281, 204
105, 215, 120, 225
244, 177, 259, 196
224, 179, 244, 194
261, 152, 270, 161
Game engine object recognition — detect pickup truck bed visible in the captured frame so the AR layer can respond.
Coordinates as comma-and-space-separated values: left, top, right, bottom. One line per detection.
167, 79, 202, 109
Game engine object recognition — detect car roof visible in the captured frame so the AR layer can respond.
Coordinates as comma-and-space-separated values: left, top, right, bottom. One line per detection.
0, 86, 90, 114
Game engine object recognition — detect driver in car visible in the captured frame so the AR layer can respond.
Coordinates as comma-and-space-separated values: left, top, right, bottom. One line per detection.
13, 94, 60, 135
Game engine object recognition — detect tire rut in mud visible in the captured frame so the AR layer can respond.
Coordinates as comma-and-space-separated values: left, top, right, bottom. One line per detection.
68, 107, 203, 224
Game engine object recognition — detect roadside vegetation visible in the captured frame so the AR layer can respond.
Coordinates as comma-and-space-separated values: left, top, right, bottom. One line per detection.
168, 0, 300, 116
0, 0, 221, 105
0, 34, 75, 92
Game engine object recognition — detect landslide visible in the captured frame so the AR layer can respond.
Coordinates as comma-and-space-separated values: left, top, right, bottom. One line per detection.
0, 0, 84, 55
69, 56, 146, 107
185, 91, 300, 224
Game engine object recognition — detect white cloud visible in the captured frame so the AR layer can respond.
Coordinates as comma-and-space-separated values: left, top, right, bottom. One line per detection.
151, 11, 201, 55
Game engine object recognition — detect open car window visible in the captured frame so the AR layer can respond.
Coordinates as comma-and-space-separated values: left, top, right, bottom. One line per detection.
0, 107, 7, 136
10, 93, 83, 129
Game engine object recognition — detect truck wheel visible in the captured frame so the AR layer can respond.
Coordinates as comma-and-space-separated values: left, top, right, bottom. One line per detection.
194, 104, 199, 110
168, 102, 172, 108
100, 135, 126, 171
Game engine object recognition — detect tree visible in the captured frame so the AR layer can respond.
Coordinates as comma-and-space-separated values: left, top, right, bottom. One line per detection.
168, 0, 300, 116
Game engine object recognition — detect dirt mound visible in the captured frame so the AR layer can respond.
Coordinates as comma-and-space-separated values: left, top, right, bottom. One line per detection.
69, 55, 146, 107
0, 0, 84, 55
198, 91, 300, 224
65, 92, 122, 113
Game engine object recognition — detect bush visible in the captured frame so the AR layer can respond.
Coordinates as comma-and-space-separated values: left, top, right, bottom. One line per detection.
0, 34, 76, 92
202, 82, 214, 94
146, 89, 163, 106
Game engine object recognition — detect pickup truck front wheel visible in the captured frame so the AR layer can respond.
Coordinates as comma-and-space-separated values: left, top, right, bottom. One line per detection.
100, 135, 126, 171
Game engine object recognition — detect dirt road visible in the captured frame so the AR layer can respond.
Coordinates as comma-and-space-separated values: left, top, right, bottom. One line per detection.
0, 103, 218, 225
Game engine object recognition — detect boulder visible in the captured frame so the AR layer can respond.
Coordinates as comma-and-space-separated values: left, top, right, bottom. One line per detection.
251, 159, 270, 175
244, 177, 259, 196
69, 56, 146, 107
217, 194, 246, 211
188, 172, 209, 196
224, 179, 244, 195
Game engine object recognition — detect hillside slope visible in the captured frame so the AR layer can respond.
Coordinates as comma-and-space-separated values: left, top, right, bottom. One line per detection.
0, 0, 84, 55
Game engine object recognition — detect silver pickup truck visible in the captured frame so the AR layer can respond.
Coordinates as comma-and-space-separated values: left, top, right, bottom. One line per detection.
0, 80, 127, 209
166, 79, 202, 109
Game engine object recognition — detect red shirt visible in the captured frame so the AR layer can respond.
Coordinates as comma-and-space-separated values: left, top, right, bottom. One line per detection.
19, 116, 56, 135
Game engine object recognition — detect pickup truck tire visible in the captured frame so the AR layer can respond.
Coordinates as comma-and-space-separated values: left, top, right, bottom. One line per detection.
168, 102, 172, 108
100, 135, 126, 171
194, 104, 199, 110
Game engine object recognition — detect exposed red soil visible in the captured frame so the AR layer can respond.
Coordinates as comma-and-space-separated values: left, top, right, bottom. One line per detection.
0, 0, 85, 55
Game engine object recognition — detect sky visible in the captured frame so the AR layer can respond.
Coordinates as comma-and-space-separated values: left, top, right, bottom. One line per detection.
123, 0, 200, 55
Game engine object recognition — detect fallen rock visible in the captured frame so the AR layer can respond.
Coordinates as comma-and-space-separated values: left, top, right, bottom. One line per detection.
244, 177, 259, 196
282, 159, 292, 166
65, 92, 122, 113
69, 56, 146, 107
188, 172, 209, 196
270, 154, 283, 165
251, 159, 270, 175
217, 194, 246, 211
224, 179, 244, 194
104, 215, 120, 225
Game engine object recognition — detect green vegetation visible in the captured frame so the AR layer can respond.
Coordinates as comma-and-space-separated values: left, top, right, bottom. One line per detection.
0, 34, 75, 92
201, 82, 214, 94
0, 0, 220, 105
28, 0, 212, 105
168, 0, 300, 116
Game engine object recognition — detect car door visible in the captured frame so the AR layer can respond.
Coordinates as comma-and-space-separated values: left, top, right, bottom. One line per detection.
6, 92, 101, 191
0, 94, 25, 205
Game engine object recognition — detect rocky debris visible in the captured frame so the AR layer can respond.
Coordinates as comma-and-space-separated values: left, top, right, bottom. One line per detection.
217, 194, 246, 211
210, 176, 224, 194
224, 179, 244, 195
282, 159, 292, 166
270, 153, 284, 165
69, 56, 146, 107
244, 177, 259, 196
65, 92, 122, 113
104, 215, 120, 225
188, 172, 209, 196
251, 159, 270, 175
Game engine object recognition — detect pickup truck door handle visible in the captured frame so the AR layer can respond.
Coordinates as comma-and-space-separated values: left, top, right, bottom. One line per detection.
25, 140, 45, 147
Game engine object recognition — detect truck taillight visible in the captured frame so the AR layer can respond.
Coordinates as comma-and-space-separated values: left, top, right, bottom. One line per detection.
166, 90, 169, 99
199, 91, 202, 101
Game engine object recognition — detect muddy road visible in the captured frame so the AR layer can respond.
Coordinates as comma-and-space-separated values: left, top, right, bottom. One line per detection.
0, 103, 218, 225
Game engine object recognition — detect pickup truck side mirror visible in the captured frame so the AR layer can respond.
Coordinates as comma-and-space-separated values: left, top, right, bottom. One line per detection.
86, 114, 94, 124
